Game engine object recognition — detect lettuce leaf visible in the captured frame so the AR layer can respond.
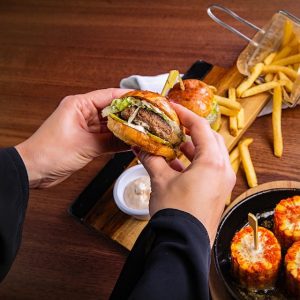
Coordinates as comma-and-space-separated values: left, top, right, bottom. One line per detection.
206, 98, 221, 131
111, 97, 136, 111
102, 97, 137, 117
206, 98, 219, 124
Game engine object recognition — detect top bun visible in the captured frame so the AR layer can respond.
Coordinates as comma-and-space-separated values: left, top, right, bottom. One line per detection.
123, 90, 180, 125
168, 79, 214, 118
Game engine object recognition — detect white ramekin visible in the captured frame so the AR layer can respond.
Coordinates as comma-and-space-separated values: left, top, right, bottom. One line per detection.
113, 164, 150, 220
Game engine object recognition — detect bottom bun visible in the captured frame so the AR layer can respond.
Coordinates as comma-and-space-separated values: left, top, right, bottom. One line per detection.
107, 116, 176, 160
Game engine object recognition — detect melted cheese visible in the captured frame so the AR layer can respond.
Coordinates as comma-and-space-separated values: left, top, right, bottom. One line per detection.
239, 232, 267, 263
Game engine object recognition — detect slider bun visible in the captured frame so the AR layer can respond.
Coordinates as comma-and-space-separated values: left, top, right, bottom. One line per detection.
123, 90, 180, 125
168, 79, 214, 118
107, 115, 176, 160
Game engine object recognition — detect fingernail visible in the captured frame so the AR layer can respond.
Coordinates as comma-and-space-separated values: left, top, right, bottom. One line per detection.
132, 146, 141, 156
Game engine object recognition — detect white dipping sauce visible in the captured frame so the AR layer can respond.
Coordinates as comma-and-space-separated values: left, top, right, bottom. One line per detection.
123, 176, 151, 210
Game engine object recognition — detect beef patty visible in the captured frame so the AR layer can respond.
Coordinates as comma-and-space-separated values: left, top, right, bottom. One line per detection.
120, 106, 181, 145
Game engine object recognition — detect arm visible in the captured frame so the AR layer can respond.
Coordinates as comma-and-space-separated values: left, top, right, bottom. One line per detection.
111, 103, 236, 300
0, 88, 129, 282
0, 148, 29, 282
110, 209, 210, 300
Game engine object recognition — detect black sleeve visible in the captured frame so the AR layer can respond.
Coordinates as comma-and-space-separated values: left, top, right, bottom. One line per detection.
110, 209, 211, 300
0, 147, 29, 282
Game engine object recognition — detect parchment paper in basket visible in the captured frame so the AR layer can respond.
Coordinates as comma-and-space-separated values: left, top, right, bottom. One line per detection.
207, 5, 300, 107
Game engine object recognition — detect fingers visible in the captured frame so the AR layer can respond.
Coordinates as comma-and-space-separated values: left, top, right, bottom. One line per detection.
180, 141, 195, 161
85, 88, 132, 109
212, 131, 236, 185
213, 131, 229, 159
132, 147, 174, 179
172, 103, 216, 154
169, 158, 184, 172
99, 120, 110, 133
172, 103, 221, 162
172, 103, 229, 173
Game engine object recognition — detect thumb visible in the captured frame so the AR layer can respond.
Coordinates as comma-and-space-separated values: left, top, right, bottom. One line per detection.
132, 147, 172, 179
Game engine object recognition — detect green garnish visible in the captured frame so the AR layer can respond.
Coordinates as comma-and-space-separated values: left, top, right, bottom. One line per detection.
109, 113, 125, 123
111, 97, 136, 111
147, 132, 171, 146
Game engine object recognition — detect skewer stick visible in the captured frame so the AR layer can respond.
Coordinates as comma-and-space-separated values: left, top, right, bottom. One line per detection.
248, 213, 258, 250
161, 70, 184, 96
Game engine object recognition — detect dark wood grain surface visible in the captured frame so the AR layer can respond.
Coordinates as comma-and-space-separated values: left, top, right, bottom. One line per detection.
0, 1, 299, 299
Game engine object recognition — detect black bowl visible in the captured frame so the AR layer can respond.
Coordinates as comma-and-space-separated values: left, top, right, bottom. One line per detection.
213, 187, 300, 300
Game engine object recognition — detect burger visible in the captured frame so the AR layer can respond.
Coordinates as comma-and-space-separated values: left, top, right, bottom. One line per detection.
168, 79, 221, 131
102, 90, 185, 160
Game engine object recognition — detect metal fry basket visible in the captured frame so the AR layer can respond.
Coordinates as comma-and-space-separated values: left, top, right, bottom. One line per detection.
207, 4, 300, 106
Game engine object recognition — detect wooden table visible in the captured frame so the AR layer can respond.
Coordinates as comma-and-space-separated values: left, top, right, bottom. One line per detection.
0, 1, 299, 299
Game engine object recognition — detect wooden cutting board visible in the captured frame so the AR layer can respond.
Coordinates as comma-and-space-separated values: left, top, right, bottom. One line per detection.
84, 62, 272, 250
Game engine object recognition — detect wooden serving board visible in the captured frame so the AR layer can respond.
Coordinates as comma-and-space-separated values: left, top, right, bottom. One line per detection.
209, 180, 300, 300
83, 62, 272, 250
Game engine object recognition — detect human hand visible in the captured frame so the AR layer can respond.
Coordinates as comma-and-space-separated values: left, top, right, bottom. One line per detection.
16, 88, 130, 188
133, 103, 236, 245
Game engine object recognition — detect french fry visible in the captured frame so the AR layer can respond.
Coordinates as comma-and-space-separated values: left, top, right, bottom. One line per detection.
278, 72, 294, 92
282, 20, 293, 47
228, 158, 241, 204
237, 107, 245, 129
229, 146, 239, 164
227, 88, 239, 136
281, 86, 289, 101
230, 140, 252, 165
219, 105, 238, 117
236, 63, 264, 97
214, 95, 241, 111
272, 53, 300, 66
241, 81, 280, 98
225, 196, 232, 206
226, 152, 241, 206
264, 73, 274, 82
239, 138, 253, 148
229, 117, 238, 136
289, 46, 299, 56
288, 36, 299, 48
231, 157, 241, 174
238, 138, 257, 188
264, 52, 277, 65
228, 88, 236, 101
280, 79, 294, 92
262, 65, 298, 80
273, 46, 292, 61
294, 63, 300, 71
272, 86, 283, 157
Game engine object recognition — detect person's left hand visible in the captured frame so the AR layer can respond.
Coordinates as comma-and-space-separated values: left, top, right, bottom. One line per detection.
16, 88, 130, 188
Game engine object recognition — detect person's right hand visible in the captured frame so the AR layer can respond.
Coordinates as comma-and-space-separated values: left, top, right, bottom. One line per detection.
133, 103, 236, 246
16, 88, 130, 188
